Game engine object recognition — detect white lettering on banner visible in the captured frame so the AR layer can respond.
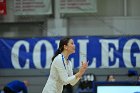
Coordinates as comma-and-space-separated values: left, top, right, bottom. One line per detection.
123, 39, 140, 67
99, 39, 119, 68
77, 40, 89, 66
89, 57, 96, 68
11, 40, 30, 69
11, 40, 54, 69
134, 53, 140, 67
10, 38, 140, 69
33, 40, 54, 69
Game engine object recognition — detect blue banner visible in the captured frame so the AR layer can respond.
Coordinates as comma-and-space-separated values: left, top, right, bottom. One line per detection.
0, 36, 140, 69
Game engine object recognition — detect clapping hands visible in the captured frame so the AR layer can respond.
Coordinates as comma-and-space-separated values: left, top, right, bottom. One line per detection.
75, 61, 89, 79
81, 61, 88, 69
78, 61, 88, 77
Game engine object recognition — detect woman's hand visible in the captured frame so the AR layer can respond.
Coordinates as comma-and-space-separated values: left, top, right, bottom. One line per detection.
81, 61, 88, 69
79, 61, 88, 74
75, 61, 88, 79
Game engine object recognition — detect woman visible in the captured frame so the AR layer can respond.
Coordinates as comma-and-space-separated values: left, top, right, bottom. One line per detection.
42, 36, 88, 93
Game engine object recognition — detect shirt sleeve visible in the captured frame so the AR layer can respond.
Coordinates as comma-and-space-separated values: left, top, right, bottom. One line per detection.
69, 76, 80, 86
54, 56, 79, 86
21, 84, 28, 93
68, 61, 80, 86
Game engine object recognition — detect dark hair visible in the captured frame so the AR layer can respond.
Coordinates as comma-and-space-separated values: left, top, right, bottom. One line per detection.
52, 36, 71, 61
106, 75, 110, 81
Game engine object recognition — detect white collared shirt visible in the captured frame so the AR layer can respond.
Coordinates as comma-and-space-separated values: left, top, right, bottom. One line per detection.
42, 54, 79, 93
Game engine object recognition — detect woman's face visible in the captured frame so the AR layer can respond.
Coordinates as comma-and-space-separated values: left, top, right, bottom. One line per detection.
108, 75, 115, 81
65, 39, 75, 54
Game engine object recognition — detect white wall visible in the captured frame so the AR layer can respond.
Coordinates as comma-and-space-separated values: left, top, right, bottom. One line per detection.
67, 0, 140, 36
68, 17, 140, 36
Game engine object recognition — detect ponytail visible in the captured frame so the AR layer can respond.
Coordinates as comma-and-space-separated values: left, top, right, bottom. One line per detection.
52, 49, 61, 61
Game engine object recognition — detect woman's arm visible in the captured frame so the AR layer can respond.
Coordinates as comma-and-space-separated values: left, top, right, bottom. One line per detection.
54, 57, 77, 85
54, 57, 88, 85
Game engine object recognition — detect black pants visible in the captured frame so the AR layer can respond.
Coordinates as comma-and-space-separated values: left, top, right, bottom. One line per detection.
63, 84, 73, 93
3, 86, 15, 93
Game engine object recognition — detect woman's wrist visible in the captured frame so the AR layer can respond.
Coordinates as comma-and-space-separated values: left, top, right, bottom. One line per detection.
75, 72, 82, 79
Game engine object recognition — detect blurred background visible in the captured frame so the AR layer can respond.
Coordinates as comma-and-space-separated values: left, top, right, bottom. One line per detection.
0, 0, 140, 93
